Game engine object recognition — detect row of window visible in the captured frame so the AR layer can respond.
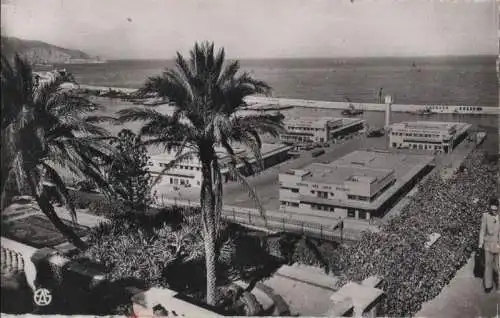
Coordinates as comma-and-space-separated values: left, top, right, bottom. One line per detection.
281, 201, 372, 221
169, 177, 201, 186
347, 194, 370, 201
159, 163, 201, 171
393, 143, 446, 151
391, 132, 442, 138
287, 126, 325, 132
281, 135, 314, 142
280, 201, 299, 207
347, 208, 368, 220
311, 204, 335, 212
281, 186, 299, 193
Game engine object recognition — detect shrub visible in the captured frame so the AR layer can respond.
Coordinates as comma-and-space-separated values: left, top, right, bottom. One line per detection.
107, 129, 155, 214
76, 215, 284, 315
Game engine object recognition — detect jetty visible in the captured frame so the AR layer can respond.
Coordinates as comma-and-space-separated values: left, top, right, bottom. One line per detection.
78, 85, 498, 116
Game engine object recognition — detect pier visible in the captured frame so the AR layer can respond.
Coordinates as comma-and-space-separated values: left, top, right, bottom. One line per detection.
78, 85, 498, 116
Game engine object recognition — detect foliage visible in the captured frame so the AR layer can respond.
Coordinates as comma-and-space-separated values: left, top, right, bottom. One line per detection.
75, 179, 98, 192
0, 54, 113, 249
117, 41, 285, 305
78, 211, 204, 287
76, 213, 283, 315
107, 129, 155, 214
289, 151, 497, 316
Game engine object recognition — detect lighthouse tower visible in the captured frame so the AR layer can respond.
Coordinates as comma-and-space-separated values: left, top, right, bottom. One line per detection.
384, 95, 393, 131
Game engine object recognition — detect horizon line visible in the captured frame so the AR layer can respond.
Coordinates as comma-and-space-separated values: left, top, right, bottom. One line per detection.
102, 53, 497, 61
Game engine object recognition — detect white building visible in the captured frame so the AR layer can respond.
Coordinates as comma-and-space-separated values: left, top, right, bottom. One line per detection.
149, 143, 292, 188
388, 121, 471, 153
280, 117, 364, 144
279, 150, 434, 229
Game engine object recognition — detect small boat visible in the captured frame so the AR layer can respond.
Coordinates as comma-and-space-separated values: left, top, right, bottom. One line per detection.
414, 107, 434, 116
342, 98, 363, 116
412, 61, 422, 72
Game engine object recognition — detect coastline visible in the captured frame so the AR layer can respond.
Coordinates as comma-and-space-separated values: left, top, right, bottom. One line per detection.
79, 84, 499, 116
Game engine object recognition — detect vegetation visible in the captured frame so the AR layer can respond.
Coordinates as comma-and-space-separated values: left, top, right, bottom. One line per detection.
107, 129, 155, 214
1, 54, 113, 249
117, 42, 285, 305
76, 212, 283, 315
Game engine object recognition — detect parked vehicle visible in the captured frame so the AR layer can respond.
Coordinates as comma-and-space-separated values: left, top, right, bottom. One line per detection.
312, 149, 325, 157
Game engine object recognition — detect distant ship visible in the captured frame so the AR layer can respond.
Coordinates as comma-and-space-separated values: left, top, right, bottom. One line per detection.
414, 106, 434, 116
341, 97, 364, 116
412, 61, 422, 73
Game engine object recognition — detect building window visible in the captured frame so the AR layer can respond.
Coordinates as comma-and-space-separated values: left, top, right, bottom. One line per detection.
317, 191, 327, 199
358, 210, 367, 220
347, 208, 355, 218
311, 190, 315, 194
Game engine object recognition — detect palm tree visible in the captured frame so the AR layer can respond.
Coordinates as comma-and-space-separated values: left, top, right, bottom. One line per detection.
1, 54, 114, 250
117, 42, 284, 305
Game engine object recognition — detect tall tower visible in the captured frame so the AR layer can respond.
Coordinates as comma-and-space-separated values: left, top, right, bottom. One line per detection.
384, 95, 393, 131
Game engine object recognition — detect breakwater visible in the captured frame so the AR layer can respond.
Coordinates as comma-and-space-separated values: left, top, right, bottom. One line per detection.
245, 96, 498, 115
79, 85, 498, 116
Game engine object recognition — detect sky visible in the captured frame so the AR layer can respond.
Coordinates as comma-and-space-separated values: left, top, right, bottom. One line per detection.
1, 0, 497, 59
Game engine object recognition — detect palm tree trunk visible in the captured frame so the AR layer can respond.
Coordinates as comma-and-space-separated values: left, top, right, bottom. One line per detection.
27, 179, 87, 250
204, 221, 217, 305
200, 158, 218, 306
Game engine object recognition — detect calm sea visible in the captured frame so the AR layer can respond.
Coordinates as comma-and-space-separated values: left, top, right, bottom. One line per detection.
49, 56, 498, 106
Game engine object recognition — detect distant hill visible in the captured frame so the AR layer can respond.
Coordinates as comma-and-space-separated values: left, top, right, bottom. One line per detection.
1, 36, 105, 64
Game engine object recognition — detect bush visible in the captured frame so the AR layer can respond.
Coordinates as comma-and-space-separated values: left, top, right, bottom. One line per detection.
77, 212, 204, 288
75, 215, 284, 315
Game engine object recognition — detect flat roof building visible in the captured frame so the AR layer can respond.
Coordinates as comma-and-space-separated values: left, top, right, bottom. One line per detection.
280, 117, 364, 144
389, 121, 471, 153
279, 150, 434, 232
150, 143, 292, 188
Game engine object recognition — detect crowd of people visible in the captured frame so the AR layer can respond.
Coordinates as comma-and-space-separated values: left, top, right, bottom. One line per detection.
327, 150, 498, 316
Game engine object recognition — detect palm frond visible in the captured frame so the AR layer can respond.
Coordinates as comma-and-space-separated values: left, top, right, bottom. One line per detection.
42, 162, 77, 223
225, 160, 265, 218
116, 107, 171, 124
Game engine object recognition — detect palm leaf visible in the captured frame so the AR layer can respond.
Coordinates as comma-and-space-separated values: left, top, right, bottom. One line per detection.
42, 162, 78, 224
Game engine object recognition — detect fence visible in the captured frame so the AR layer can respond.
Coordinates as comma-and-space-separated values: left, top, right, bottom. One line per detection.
156, 195, 359, 242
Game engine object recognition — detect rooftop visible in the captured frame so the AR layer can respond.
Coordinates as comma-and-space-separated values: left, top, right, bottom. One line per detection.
291, 150, 433, 184
333, 150, 433, 179
150, 143, 291, 163
285, 150, 435, 210
284, 117, 342, 127
303, 164, 393, 185
390, 121, 469, 132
